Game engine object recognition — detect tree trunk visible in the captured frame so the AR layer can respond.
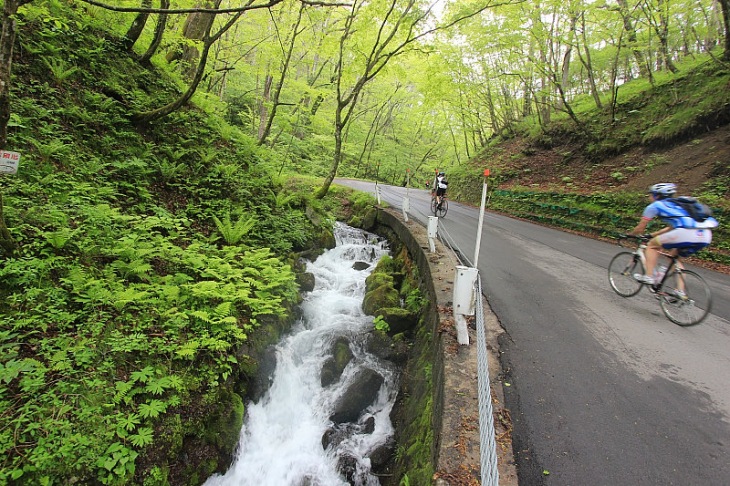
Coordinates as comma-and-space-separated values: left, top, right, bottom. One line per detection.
0, 192, 16, 257
257, 3, 304, 146
718, 0, 730, 61
257, 74, 272, 141
166, 1, 217, 80
578, 12, 602, 109
133, 10, 243, 124
615, 0, 653, 81
0, 0, 27, 150
138, 0, 169, 65
122, 0, 152, 52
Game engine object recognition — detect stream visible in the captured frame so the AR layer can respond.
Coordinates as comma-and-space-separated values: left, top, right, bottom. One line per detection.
204, 222, 399, 486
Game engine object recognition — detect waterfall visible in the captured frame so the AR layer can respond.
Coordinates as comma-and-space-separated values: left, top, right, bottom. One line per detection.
205, 223, 398, 486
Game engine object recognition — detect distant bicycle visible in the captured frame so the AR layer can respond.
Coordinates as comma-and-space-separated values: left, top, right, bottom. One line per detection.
431, 195, 448, 217
608, 234, 712, 326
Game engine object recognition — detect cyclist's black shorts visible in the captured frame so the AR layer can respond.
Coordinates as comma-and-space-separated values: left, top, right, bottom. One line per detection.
436, 188, 446, 197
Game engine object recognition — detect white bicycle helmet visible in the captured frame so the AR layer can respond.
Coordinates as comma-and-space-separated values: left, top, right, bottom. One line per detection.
648, 183, 677, 198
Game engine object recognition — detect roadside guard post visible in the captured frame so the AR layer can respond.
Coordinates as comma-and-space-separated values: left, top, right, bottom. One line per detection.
453, 266, 478, 345
375, 182, 382, 205
402, 169, 410, 222
427, 216, 438, 253
474, 168, 490, 267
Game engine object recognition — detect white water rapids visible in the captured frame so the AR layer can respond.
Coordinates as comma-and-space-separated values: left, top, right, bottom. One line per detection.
204, 223, 399, 486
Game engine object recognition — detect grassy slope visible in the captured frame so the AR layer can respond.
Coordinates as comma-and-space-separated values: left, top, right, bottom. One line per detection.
0, 3, 361, 484
447, 59, 730, 268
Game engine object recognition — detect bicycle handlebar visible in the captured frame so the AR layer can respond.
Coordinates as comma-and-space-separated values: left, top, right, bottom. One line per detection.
616, 233, 652, 248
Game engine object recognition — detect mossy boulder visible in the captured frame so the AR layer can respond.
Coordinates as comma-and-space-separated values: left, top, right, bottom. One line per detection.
377, 307, 417, 335
365, 272, 394, 289
366, 329, 411, 365
362, 283, 400, 316
321, 337, 354, 387
297, 271, 316, 292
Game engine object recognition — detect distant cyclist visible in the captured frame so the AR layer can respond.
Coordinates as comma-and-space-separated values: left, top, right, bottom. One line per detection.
434, 172, 448, 210
629, 182, 718, 284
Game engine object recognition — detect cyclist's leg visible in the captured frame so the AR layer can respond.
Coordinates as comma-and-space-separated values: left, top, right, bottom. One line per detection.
642, 237, 663, 280
657, 228, 712, 292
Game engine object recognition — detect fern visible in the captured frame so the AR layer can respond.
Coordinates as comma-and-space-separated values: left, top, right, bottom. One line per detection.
212, 214, 257, 245
41, 228, 77, 250
43, 57, 78, 85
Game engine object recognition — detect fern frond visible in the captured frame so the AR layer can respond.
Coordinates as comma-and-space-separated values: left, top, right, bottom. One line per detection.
213, 214, 257, 245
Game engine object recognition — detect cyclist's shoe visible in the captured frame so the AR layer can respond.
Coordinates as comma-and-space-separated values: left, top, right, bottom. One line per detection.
633, 274, 655, 285
674, 290, 688, 301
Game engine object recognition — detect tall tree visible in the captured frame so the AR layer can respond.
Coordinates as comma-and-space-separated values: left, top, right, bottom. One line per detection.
122, 0, 152, 52
258, 2, 305, 145
132, 5, 244, 124
316, 0, 496, 198
0, 0, 33, 150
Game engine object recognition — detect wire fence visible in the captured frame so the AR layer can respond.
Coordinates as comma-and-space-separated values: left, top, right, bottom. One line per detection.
373, 182, 500, 486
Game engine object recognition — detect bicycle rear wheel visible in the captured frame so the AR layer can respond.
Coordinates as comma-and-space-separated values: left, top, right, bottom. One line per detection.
659, 269, 712, 326
608, 251, 644, 297
431, 198, 448, 217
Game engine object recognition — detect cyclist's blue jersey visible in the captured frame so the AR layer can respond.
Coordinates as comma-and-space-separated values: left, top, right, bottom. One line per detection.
642, 199, 698, 228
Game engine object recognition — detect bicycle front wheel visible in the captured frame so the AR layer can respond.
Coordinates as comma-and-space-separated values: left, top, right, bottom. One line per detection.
608, 251, 644, 297
437, 199, 448, 217
659, 269, 712, 326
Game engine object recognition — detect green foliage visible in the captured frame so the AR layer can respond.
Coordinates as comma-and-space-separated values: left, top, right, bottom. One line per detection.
0, 2, 333, 482
212, 213, 257, 245
373, 314, 390, 332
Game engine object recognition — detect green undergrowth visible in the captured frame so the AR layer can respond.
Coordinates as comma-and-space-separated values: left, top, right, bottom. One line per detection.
0, 1, 346, 484
487, 189, 729, 265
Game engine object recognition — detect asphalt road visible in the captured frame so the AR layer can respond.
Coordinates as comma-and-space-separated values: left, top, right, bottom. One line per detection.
335, 179, 730, 486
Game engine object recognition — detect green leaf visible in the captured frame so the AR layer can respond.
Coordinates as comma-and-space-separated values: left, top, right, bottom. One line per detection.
129, 427, 154, 447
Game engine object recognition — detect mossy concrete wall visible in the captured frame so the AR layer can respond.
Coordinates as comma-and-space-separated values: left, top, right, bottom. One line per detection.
371, 207, 518, 485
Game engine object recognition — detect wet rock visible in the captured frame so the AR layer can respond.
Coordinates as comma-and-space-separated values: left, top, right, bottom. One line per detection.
330, 368, 384, 424
369, 438, 396, 473
296, 271, 316, 292
337, 453, 359, 483
352, 261, 370, 271
321, 337, 353, 387
366, 330, 410, 365
362, 416, 375, 434
378, 306, 417, 334
248, 346, 277, 402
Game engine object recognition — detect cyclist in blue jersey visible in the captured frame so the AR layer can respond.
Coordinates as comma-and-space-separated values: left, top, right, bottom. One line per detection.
630, 182, 718, 284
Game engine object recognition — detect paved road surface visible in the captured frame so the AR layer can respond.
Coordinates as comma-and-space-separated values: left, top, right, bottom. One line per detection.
335, 179, 730, 486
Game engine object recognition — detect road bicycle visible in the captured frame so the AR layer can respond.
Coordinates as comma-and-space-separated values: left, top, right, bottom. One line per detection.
608, 234, 712, 326
431, 194, 448, 217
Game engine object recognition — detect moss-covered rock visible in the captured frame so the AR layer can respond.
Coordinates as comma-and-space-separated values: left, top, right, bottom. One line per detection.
321, 337, 354, 387
378, 306, 417, 334
362, 283, 400, 315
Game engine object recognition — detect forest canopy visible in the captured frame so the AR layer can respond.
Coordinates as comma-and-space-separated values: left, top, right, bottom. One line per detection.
1, 0, 728, 189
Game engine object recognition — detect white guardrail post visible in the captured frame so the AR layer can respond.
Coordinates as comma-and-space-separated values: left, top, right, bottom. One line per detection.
427, 216, 438, 253
453, 266, 478, 345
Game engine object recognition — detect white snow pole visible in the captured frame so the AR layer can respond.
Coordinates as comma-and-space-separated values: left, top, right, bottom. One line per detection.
473, 169, 490, 268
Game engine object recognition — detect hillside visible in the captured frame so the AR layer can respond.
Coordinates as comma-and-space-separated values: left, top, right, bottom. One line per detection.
486, 123, 730, 196
446, 62, 730, 270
